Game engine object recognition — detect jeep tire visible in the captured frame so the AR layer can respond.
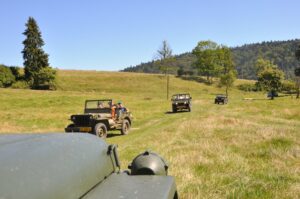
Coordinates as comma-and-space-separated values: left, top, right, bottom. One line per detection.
94, 123, 107, 138
65, 124, 75, 133
172, 105, 177, 113
121, 119, 130, 135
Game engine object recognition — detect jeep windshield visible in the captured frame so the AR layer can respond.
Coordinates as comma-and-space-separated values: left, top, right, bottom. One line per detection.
172, 94, 190, 100
84, 100, 112, 113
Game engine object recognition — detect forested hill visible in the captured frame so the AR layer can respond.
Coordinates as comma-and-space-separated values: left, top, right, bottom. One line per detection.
122, 39, 300, 79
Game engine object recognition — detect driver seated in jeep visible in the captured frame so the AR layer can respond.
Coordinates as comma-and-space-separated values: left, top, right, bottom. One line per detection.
98, 102, 104, 108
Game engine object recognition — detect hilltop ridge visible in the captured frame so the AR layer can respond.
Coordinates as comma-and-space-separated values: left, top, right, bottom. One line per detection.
123, 39, 300, 79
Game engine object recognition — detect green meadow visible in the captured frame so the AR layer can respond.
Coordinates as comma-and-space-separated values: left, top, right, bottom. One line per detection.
0, 70, 299, 198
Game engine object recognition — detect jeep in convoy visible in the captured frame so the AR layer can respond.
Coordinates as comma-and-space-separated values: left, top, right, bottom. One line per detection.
215, 94, 228, 104
171, 93, 192, 112
65, 99, 132, 138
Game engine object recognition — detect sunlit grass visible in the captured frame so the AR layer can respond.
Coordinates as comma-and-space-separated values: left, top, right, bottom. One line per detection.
0, 70, 299, 198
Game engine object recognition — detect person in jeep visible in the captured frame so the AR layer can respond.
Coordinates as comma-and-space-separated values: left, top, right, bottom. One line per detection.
116, 101, 127, 120
98, 102, 104, 108
110, 101, 117, 119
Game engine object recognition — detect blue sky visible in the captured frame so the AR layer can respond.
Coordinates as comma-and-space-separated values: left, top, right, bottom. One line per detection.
1, 0, 299, 71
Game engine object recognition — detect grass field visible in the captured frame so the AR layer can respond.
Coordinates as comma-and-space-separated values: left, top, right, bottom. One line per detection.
0, 70, 299, 198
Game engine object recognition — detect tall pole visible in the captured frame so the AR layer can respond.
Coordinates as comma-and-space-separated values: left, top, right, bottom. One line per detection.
166, 65, 169, 100
167, 74, 169, 100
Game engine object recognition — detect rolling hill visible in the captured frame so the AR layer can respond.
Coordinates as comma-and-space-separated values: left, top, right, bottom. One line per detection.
123, 39, 300, 79
0, 70, 299, 198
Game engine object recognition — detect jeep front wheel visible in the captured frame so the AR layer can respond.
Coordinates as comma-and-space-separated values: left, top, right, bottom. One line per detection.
172, 105, 177, 113
65, 124, 75, 133
94, 123, 107, 138
121, 119, 130, 135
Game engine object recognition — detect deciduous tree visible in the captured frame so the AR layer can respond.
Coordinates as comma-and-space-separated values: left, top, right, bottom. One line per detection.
218, 47, 237, 97
156, 40, 174, 99
0, 65, 16, 87
192, 41, 223, 83
256, 58, 284, 100
156, 40, 173, 74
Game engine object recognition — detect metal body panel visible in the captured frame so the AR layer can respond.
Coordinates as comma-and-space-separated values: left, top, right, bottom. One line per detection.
0, 133, 115, 199
83, 173, 177, 199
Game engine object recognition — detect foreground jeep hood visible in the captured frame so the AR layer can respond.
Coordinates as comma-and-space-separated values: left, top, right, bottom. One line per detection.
83, 173, 177, 199
0, 134, 177, 199
0, 134, 114, 199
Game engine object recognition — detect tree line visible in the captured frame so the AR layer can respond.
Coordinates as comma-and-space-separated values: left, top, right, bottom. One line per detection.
0, 17, 56, 90
140, 39, 300, 99
152, 40, 237, 98
123, 39, 300, 80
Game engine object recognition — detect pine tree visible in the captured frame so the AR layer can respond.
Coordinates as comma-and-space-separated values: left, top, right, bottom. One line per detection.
22, 17, 54, 89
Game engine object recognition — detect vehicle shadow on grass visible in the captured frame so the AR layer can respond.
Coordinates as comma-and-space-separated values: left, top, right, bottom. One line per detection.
107, 133, 122, 138
165, 111, 188, 114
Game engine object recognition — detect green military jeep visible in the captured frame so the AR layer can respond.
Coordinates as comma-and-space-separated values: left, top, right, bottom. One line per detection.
65, 99, 132, 138
214, 94, 228, 104
171, 93, 192, 112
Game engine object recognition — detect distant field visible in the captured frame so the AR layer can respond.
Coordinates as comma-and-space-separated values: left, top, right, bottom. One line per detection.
0, 70, 299, 198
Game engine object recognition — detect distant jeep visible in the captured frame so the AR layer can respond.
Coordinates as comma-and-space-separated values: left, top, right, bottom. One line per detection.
171, 93, 192, 112
65, 99, 132, 138
215, 95, 228, 104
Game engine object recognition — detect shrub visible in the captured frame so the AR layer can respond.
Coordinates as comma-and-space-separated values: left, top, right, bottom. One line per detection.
9, 66, 22, 80
177, 68, 184, 77
31, 67, 57, 90
281, 80, 296, 93
237, 83, 257, 92
0, 65, 16, 87
11, 81, 29, 89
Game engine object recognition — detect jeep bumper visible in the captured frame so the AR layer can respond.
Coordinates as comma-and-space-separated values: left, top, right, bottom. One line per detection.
65, 127, 92, 133
173, 104, 190, 109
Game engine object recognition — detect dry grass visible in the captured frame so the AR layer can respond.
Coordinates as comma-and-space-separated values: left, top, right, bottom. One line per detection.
0, 70, 299, 198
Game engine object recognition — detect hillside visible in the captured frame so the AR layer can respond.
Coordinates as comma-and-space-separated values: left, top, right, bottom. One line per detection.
0, 70, 299, 198
123, 39, 300, 79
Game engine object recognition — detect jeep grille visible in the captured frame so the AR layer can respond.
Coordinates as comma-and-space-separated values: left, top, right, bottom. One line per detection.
73, 115, 91, 126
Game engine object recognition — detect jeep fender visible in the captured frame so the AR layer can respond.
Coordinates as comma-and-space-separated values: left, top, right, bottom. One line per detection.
124, 117, 131, 125
95, 120, 110, 130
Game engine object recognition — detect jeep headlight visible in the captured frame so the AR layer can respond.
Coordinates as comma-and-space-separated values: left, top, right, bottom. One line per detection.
128, 151, 168, 176
175, 102, 178, 105
71, 116, 75, 120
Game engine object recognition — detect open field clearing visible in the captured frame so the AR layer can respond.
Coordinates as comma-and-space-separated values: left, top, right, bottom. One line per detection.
0, 70, 299, 198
